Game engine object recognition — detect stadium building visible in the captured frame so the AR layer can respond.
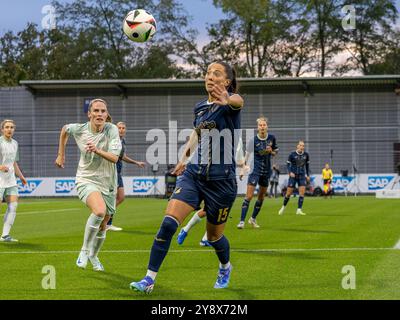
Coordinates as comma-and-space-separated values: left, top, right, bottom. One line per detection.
0, 76, 399, 195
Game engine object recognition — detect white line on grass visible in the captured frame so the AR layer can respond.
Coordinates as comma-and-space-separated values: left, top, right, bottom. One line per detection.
0, 247, 398, 255
0, 208, 78, 217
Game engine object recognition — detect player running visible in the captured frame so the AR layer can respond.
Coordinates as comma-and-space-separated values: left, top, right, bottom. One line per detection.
0, 120, 27, 242
278, 140, 310, 216
130, 61, 243, 293
176, 138, 245, 247
106, 121, 146, 231
238, 117, 278, 229
55, 99, 122, 271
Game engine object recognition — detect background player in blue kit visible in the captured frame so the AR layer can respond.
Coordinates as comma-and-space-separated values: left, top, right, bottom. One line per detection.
238, 117, 278, 229
130, 61, 243, 293
279, 140, 310, 216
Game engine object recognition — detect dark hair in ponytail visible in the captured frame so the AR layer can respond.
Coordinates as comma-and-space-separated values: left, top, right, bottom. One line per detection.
215, 61, 238, 94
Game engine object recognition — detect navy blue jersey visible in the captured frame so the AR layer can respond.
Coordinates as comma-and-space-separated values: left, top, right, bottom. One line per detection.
187, 98, 242, 180
247, 134, 278, 176
116, 138, 126, 174
287, 151, 310, 176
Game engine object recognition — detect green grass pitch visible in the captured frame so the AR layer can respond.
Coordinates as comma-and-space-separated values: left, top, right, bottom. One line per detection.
0, 196, 399, 300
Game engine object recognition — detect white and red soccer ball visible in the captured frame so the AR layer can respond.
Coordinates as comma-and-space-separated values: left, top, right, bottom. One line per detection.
123, 9, 157, 43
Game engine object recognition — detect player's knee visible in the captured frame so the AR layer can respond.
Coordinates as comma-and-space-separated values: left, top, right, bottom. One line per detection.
92, 208, 106, 218
156, 215, 179, 240
207, 232, 222, 242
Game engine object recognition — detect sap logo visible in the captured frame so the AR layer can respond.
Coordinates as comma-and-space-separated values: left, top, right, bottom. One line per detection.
368, 176, 394, 190
18, 180, 43, 194
332, 177, 354, 191
55, 180, 76, 193
133, 178, 158, 193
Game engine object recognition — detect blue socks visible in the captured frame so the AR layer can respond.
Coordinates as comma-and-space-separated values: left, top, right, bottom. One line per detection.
283, 196, 290, 207
298, 196, 304, 209
251, 200, 263, 219
240, 199, 250, 221
209, 235, 230, 265
148, 216, 179, 272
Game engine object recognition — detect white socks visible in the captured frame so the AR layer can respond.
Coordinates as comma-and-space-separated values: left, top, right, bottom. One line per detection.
146, 270, 157, 281
183, 211, 203, 233
202, 232, 208, 242
220, 262, 231, 270
82, 213, 103, 252
2, 202, 17, 237
90, 230, 106, 258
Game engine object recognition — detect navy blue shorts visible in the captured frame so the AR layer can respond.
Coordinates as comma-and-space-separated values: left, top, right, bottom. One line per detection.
288, 175, 306, 188
170, 171, 237, 225
247, 173, 269, 188
117, 173, 124, 188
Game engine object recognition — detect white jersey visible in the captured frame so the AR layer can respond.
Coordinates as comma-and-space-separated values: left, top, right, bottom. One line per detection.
66, 122, 122, 194
0, 136, 19, 188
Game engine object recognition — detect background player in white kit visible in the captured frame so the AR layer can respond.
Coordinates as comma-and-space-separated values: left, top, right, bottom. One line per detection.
55, 99, 122, 271
0, 120, 27, 242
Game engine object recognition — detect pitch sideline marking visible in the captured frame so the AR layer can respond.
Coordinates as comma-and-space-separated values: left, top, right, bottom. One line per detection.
0, 208, 78, 217
0, 247, 398, 255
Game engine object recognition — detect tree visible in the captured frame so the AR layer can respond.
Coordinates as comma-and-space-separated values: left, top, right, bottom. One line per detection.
52, 0, 197, 78
211, 0, 312, 77
337, 0, 398, 75
298, 0, 343, 77
368, 30, 400, 74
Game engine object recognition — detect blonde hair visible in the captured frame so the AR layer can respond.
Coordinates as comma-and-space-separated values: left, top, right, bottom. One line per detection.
106, 115, 113, 123
257, 117, 268, 125
1, 119, 15, 129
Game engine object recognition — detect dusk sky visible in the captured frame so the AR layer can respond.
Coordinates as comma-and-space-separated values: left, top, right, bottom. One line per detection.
0, 0, 227, 42
0, 0, 399, 44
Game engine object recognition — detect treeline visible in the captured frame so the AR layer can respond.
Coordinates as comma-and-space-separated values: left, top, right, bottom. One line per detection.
0, 0, 399, 86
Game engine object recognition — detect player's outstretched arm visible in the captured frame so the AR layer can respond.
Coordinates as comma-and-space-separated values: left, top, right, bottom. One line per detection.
122, 155, 146, 168
55, 125, 69, 168
14, 162, 27, 185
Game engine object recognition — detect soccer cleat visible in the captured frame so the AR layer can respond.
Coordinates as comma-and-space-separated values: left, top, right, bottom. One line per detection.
177, 229, 188, 245
296, 209, 306, 216
0, 235, 18, 242
107, 225, 123, 231
214, 265, 233, 289
199, 239, 211, 247
237, 221, 245, 229
130, 276, 155, 294
89, 256, 104, 272
76, 250, 89, 269
248, 217, 260, 228
278, 206, 285, 215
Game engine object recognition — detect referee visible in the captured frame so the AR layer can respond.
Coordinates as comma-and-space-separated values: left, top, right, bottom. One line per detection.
322, 163, 333, 198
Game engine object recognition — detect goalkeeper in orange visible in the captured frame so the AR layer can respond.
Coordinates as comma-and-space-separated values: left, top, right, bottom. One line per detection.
322, 163, 333, 198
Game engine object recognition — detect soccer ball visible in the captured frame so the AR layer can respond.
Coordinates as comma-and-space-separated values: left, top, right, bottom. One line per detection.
123, 9, 157, 43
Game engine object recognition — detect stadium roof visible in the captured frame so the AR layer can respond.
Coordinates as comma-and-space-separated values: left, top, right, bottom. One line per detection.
20, 75, 400, 95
